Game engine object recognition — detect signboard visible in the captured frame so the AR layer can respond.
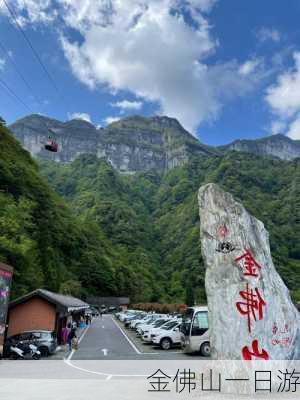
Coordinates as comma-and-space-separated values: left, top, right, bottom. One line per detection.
0, 263, 13, 356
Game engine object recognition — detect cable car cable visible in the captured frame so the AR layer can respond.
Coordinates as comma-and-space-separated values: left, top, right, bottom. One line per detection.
2, 0, 63, 99
0, 38, 40, 107
0, 77, 33, 113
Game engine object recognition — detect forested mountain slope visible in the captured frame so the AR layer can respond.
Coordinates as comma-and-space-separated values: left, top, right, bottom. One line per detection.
0, 122, 160, 301
39, 151, 300, 303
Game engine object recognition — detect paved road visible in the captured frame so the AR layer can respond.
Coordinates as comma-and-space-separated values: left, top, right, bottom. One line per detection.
72, 314, 140, 360
71, 315, 201, 360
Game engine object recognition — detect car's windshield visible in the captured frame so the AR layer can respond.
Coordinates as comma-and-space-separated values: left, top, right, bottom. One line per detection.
165, 322, 178, 330
160, 320, 176, 329
41, 332, 52, 339
191, 311, 208, 336
153, 319, 168, 327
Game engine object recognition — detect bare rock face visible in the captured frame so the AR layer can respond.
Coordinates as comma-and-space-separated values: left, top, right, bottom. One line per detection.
198, 183, 300, 360
9, 114, 216, 173
221, 134, 300, 161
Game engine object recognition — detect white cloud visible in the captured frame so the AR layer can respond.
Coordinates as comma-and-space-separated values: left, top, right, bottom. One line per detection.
0, 58, 5, 71
286, 114, 300, 140
188, 0, 218, 12
266, 52, 300, 140
0, 0, 57, 26
68, 112, 92, 123
266, 52, 300, 118
256, 27, 281, 43
111, 100, 143, 112
239, 58, 262, 76
3, 0, 263, 134
58, 0, 261, 133
104, 116, 120, 125
270, 120, 286, 135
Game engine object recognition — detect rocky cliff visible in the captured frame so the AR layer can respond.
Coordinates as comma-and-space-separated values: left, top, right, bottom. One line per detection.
9, 114, 217, 173
9, 114, 300, 172
221, 134, 300, 161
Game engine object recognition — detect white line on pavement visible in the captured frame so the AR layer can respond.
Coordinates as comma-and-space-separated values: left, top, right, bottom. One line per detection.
66, 349, 75, 361
102, 348, 108, 356
110, 316, 142, 354
64, 359, 149, 377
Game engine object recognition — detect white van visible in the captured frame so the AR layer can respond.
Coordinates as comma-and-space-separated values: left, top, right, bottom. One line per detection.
180, 306, 210, 356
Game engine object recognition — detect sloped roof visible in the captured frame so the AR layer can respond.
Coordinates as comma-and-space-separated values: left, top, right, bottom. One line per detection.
10, 289, 89, 311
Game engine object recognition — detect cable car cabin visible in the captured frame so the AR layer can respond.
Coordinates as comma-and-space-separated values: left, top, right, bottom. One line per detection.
45, 139, 58, 152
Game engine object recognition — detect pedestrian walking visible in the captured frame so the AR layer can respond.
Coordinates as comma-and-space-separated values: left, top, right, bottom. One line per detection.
62, 323, 71, 345
67, 327, 77, 351
72, 320, 77, 329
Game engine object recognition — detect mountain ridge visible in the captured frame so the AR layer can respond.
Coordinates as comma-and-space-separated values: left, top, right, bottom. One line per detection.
9, 114, 300, 172
221, 133, 300, 161
9, 114, 218, 172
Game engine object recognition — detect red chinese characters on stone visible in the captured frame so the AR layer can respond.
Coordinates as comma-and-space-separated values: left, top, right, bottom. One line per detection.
236, 283, 266, 333
234, 248, 269, 359
242, 340, 269, 360
235, 249, 262, 277
282, 323, 289, 334
217, 225, 228, 239
271, 322, 291, 347
272, 323, 278, 335
271, 337, 292, 347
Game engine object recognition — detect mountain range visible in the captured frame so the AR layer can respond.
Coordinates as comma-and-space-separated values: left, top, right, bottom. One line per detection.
9, 114, 300, 173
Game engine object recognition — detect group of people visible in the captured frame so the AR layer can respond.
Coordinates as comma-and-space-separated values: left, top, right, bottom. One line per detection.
61, 314, 93, 351
62, 321, 78, 351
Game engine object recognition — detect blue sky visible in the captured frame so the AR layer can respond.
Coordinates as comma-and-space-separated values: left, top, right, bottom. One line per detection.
1, 0, 300, 145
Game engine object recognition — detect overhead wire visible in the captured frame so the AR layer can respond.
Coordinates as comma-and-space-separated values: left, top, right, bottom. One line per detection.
0, 76, 33, 113
0, 38, 40, 107
2, 0, 63, 100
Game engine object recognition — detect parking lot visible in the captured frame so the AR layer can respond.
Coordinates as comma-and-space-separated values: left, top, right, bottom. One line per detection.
113, 316, 186, 357
69, 313, 207, 360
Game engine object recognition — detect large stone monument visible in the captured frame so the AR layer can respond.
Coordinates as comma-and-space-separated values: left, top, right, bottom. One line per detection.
198, 183, 300, 360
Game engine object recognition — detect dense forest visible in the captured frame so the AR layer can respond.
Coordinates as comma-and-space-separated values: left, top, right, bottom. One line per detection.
39, 143, 300, 304
1, 120, 299, 303
0, 121, 159, 300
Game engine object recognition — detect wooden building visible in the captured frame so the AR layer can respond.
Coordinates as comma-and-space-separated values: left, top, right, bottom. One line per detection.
8, 289, 89, 343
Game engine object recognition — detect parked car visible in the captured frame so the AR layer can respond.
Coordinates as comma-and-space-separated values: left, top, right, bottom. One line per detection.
142, 319, 181, 343
129, 314, 148, 329
89, 307, 100, 317
119, 310, 138, 322
117, 311, 130, 321
100, 305, 107, 314
124, 312, 145, 327
4, 330, 57, 357
136, 315, 165, 336
151, 321, 182, 350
